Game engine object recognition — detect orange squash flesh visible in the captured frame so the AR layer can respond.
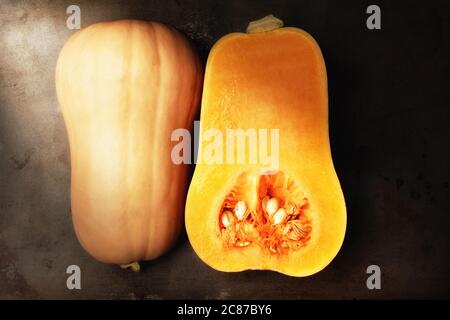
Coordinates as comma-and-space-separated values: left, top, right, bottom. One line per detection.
185, 17, 346, 277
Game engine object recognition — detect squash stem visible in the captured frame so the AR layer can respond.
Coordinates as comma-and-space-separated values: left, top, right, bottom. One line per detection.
119, 261, 140, 272
246, 15, 284, 33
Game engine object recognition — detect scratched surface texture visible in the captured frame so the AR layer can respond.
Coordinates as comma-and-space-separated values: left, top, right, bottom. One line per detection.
0, 0, 449, 299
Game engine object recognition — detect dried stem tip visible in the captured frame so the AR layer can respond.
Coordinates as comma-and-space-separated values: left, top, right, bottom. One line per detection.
120, 261, 141, 272
247, 15, 284, 33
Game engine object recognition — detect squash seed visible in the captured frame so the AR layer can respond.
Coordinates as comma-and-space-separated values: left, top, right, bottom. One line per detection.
272, 208, 286, 225
237, 241, 251, 247
221, 210, 234, 228
234, 201, 247, 220
266, 197, 279, 217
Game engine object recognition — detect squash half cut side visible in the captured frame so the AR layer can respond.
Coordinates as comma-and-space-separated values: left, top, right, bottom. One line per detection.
185, 16, 346, 277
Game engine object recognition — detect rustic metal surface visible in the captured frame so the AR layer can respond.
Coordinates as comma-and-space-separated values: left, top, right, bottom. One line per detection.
0, 0, 449, 299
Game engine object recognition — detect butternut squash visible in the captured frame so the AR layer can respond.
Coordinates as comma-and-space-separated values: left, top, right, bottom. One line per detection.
55, 20, 202, 268
185, 16, 346, 277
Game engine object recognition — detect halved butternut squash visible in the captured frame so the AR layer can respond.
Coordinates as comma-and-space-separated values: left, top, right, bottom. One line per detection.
185, 15, 346, 277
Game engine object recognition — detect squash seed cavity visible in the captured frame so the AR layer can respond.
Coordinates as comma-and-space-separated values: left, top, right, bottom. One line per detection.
219, 171, 312, 255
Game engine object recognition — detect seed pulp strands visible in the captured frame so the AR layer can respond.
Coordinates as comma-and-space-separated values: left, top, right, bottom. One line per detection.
219, 173, 312, 255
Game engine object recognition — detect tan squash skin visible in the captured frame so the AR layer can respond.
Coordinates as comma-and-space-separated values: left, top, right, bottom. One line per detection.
185, 20, 346, 277
56, 20, 202, 265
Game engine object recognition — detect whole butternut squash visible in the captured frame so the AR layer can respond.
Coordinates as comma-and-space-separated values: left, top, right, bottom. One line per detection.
56, 20, 202, 268
185, 16, 346, 277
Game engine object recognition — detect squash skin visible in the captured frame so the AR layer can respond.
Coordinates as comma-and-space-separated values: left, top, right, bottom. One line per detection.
56, 20, 202, 264
185, 28, 346, 277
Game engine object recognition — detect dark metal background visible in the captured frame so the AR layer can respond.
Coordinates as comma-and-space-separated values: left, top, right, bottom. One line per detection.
0, 0, 449, 299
